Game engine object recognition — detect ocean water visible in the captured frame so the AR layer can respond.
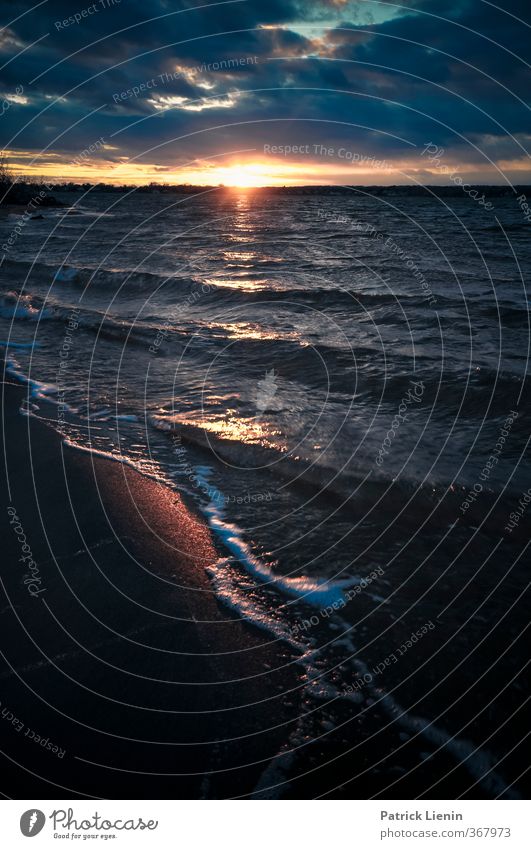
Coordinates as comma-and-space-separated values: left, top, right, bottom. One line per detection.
1, 189, 529, 796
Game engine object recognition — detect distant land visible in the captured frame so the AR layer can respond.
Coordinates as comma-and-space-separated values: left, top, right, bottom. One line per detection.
2, 181, 530, 209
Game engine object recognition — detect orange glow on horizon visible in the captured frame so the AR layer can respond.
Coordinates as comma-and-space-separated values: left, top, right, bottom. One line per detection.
4, 149, 406, 186
4, 150, 529, 187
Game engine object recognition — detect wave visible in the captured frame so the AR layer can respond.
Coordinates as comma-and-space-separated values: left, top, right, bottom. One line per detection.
0, 256, 472, 307
2, 258, 527, 327
4, 356, 61, 402
150, 412, 531, 533
0, 291, 53, 321
0, 257, 196, 294
196, 468, 357, 608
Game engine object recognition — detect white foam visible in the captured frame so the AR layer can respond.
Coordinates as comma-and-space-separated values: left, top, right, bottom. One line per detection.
53, 267, 79, 283
339, 618, 517, 799
195, 466, 356, 609
5, 357, 58, 401
61, 436, 169, 485
206, 558, 305, 650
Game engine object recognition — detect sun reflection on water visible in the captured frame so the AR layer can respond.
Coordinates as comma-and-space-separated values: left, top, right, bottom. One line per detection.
210, 321, 306, 344
156, 410, 286, 450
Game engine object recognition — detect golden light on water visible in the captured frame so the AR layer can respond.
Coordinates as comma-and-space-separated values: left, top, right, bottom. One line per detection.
211, 321, 304, 344
203, 277, 270, 292
157, 412, 285, 450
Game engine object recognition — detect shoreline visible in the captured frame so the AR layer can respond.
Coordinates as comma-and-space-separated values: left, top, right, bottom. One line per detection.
1, 364, 529, 800
0, 370, 303, 799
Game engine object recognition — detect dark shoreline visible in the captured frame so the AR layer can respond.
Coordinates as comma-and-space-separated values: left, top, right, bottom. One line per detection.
3, 183, 530, 199
1, 368, 529, 800
0, 372, 303, 799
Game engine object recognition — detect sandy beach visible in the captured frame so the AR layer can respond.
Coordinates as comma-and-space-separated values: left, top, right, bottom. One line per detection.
2, 365, 528, 800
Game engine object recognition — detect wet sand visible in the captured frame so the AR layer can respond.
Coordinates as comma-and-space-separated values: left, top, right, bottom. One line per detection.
0, 375, 302, 798
1, 371, 529, 800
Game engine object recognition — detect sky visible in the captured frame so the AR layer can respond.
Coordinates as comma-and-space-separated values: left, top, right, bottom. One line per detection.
0, 0, 530, 186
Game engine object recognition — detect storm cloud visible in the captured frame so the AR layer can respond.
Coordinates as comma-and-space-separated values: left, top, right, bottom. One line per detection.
1, 0, 529, 182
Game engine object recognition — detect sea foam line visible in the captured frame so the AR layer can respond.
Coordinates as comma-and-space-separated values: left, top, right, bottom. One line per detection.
195, 466, 357, 609
4, 368, 512, 798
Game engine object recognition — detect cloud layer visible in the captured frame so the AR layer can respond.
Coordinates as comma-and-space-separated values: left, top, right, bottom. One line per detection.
1, 0, 530, 183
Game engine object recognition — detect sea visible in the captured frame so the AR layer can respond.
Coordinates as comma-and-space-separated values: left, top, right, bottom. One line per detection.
1, 188, 529, 797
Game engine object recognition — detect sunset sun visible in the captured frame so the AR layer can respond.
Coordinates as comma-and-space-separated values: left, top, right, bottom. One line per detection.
212, 162, 281, 188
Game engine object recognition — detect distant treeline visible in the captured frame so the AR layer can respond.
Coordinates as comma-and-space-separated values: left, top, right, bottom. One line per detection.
1, 171, 528, 204
0, 158, 63, 207
40, 182, 529, 197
